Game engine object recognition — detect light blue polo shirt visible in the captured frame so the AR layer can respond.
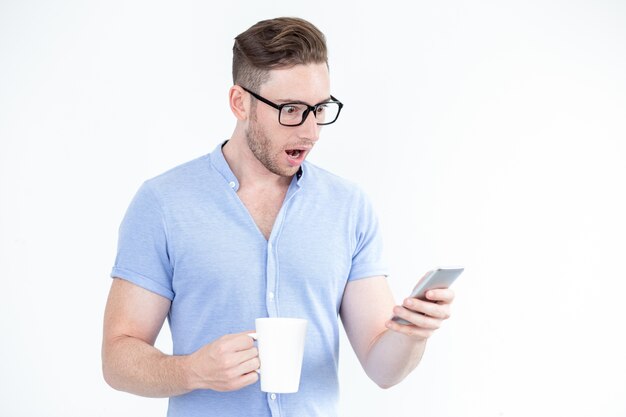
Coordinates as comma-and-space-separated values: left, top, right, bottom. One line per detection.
111, 142, 388, 417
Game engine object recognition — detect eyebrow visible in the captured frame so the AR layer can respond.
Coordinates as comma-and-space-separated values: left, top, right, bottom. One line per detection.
276, 96, 333, 105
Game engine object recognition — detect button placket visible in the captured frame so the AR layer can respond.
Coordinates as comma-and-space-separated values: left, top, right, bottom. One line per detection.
265, 177, 299, 320
267, 392, 280, 417
266, 240, 278, 317
264, 176, 301, 416
265, 240, 281, 416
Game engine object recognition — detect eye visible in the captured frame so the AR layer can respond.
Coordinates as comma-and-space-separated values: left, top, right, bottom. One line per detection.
315, 104, 327, 114
284, 105, 298, 114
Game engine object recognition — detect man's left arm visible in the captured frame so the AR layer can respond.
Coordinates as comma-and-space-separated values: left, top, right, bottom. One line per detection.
339, 275, 455, 389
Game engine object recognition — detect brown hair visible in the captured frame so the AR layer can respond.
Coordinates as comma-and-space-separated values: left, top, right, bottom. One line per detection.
232, 17, 328, 92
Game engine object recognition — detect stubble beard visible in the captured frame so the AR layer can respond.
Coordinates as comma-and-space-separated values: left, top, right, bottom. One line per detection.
245, 114, 296, 178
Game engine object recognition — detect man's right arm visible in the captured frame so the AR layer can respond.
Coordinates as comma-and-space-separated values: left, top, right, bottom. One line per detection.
102, 278, 259, 398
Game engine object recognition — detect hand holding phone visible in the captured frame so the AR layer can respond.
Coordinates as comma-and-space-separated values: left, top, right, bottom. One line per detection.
392, 267, 464, 325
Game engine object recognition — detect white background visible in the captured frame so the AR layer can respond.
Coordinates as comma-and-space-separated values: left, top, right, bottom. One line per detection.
1, 1, 625, 416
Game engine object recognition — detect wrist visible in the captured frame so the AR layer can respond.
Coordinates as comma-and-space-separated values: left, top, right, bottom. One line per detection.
178, 353, 201, 392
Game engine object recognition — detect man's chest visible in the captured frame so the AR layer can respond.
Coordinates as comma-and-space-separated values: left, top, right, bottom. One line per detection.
167, 190, 355, 288
237, 188, 288, 240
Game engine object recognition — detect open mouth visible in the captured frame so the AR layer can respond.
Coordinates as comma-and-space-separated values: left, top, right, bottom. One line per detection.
286, 149, 303, 158
285, 148, 308, 167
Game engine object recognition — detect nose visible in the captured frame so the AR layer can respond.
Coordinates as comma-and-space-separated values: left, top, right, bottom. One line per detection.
299, 109, 321, 142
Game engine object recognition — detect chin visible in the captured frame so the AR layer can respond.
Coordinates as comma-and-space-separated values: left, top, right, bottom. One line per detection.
276, 166, 299, 178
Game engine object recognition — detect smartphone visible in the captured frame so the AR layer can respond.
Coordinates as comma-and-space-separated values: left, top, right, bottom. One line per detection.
392, 267, 464, 325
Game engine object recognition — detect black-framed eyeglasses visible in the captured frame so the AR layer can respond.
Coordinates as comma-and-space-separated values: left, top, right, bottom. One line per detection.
240, 86, 343, 127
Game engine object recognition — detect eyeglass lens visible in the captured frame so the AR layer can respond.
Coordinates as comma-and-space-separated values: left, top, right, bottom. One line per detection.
279, 102, 341, 126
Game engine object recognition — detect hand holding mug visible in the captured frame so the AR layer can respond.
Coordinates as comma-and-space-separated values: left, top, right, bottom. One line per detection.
187, 331, 260, 392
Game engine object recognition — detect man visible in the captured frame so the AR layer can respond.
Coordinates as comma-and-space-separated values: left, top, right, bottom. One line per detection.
102, 17, 454, 417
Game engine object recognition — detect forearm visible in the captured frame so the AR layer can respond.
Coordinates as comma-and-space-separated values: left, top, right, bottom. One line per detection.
102, 335, 192, 398
363, 329, 427, 389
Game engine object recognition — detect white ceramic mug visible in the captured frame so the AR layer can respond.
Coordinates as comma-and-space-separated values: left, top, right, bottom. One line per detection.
248, 317, 308, 393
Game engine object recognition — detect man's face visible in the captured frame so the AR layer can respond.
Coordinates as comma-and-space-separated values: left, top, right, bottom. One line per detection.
245, 63, 330, 177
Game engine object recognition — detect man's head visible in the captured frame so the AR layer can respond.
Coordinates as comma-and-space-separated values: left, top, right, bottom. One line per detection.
229, 18, 336, 178
232, 17, 328, 95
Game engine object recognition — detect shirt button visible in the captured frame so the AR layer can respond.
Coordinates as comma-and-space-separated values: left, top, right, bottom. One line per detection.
268, 242, 273, 250
229, 181, 236, 188
268, 292, 275, 300
270, 393, 277, 400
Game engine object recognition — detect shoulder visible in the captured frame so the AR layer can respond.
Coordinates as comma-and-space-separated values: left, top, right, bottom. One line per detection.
147, 154, 210, 186
140, 154, 213, 198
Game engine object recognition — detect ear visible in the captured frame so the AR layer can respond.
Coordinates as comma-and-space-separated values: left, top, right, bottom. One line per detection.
229, 85, 249, 121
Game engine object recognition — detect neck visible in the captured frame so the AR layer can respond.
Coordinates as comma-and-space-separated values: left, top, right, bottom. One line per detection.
222, 132, 292, 191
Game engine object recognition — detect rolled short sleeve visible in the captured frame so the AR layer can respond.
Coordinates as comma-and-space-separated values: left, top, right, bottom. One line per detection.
111, 182, 175, 300
348, 189, 389, 281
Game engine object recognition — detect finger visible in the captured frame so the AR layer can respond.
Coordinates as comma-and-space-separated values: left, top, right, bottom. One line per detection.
393, 306, 442, 330
224, 332, 257, 352
238, 368, 260, 387
232, 345, 258, 365
425, 288, 455, 304
386, 318, 434, 340
403, 298, 450, 319
223, 368, 260, 391
236, 355, 261, 375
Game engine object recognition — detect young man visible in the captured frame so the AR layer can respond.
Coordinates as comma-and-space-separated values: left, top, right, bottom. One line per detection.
102, 17, 455, 417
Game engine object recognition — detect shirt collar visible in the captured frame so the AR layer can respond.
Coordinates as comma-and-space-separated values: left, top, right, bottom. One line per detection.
209, 140, 304, 192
